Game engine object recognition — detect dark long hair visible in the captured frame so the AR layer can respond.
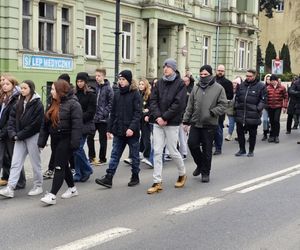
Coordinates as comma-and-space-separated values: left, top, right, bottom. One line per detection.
46, 79, 71, 127
16, 80, 35, 120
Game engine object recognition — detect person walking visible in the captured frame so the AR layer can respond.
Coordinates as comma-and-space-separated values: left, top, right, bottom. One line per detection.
0, 80, 44, 198
183, 65, 227, 183
147, 58, 187, 194
262, 74, 271, 141
234, 69, 267, 157
266, 74, 288, 143
73, 72, 96, 182
286, 77, 300, 134
95, 70, 141, 188
39, 79, 82, 205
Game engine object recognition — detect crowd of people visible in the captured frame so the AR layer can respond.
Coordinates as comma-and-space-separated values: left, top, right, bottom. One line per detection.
0, 58, 297, 205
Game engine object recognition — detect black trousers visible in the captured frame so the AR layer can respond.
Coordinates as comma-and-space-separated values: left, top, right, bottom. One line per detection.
236, 123, 258, 152
87, 122, 107, 162
268, 108, 281, 137
50, 135, 74, 195
188, 126, 216, 175
140, 121, 152, 158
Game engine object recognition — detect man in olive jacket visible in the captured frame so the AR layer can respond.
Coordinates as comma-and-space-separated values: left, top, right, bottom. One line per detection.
183, 65, 227, 183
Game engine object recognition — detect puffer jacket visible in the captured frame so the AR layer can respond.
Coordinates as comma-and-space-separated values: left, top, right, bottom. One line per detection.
287, 79, 300, 115
8, 93, 44, 140
38, 91, 83, 150
267, 83, 288, 109
235, 79, 267, 125
182, 78, 227, 128
150, 71, 187, 126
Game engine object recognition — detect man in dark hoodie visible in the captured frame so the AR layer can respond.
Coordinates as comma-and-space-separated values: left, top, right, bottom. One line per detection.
183, 65, 227, 183
147, 58, 187, 194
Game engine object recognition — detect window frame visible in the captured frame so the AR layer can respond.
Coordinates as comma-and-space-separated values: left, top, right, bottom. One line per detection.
85, 15, 97, 58
121, 21, 133, 62
22, 0, 31, 50
202, 36, 211, 65
61, 7, 70, 54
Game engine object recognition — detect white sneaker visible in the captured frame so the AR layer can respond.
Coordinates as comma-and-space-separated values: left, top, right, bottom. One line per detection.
40, 192, 56, 205
124, 158, 132, 165
225, 135, 233, 141
61, 187, 78, 199
141, 158, 153, 167
28, 186, 43, 196
0, 186, 14, 198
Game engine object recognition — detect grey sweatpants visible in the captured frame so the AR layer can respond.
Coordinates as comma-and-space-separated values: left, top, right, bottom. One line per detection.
8, 133, 42, 189
152, 124, 186, 183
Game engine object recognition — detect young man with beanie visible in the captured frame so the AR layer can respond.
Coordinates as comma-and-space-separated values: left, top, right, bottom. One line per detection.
87, 68, 113, 165
147, 58, 187, 194
95, 70, 141, 188
183, 65, 227, 183
266, 74, 288, 143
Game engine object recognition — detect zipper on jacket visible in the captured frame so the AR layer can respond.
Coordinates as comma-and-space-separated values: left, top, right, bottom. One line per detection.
243, 85, 250, 125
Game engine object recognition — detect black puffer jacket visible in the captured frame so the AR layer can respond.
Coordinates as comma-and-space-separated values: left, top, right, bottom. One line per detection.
287, 79, 300, 115
8, 93, 44, 140
0, 88, 20, 140
150, 72, 187, 126
108, 85, 141, 137
215, 76, 233, 100
75, 88, 96, 123
235, 79, 267, 125
38, 91, 83, 150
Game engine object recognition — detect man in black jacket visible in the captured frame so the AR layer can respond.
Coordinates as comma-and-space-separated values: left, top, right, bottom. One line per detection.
147, 58, 187, 194
213, 65, 233, 155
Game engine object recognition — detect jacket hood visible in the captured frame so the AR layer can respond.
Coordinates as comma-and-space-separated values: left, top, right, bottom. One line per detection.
30, 93, 41, 102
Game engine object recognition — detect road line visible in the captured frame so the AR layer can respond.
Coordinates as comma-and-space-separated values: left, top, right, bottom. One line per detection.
237, 169, 300, 194
222, 164, 300, 192
53, 227, 135, 250
165, 197, 223, 215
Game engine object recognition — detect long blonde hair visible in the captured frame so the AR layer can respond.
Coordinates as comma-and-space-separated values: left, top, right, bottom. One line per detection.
0, 73, 18, 104
139, 78, 151, 101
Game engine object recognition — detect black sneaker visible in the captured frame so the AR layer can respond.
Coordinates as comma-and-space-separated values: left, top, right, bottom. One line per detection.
193, 166, 201, 176
261, 135, 268, 141
268, 137, 275, 143
235, 150, 246, 157
95, 174, 113, 188
128, 174, 140, 187
286, 131, 291, 134
275, 137, 280, 143
201, 175, 210, 183
247, 152, 254, 157
213, 150, 221, 155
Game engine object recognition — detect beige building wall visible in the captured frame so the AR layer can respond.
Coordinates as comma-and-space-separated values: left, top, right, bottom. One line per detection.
259, 0, 300, 74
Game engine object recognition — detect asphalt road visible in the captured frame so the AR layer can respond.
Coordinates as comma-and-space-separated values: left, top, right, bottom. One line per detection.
1, 120, 300, 250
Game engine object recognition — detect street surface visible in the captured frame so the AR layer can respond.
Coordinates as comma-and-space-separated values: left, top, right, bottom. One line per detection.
1, 118, 300, 250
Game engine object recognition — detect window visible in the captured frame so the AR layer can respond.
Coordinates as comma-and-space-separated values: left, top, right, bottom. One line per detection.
202, 36, 210, 65
238, 41, 246, 70
85, 15, 97, 57
122, 21, 133, 61
246, 42, 252, 69
233, 39, 238, 69
62, 7, 70, 54
38, 2, 55, 51
203, 0, 209, 6
276, 1, 284, 12
234, 39, 253, 70
22, 0, 31, 49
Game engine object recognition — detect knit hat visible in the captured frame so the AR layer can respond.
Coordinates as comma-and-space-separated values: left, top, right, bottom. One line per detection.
58, 73, 70, 84
76, 72, 89, 83
270, 74, 278, 81
200, 65, 213, 75
118, 70, 132, 84
163, 58, 177, 72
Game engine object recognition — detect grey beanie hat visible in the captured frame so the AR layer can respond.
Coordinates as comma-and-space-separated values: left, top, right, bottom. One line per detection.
163, 58, 177, 72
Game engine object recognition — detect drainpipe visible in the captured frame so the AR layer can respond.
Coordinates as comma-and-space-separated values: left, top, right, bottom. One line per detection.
215, 0, 221, 69
114, 0, 121, 90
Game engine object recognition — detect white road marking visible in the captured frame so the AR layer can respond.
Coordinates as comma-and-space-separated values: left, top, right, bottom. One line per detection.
238, 169, 300, 194
53, 227, 135, 250
222, 164, 300, 192
165, 197, 223, 215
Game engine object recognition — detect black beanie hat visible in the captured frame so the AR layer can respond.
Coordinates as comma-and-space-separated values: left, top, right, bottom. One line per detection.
200, 65, 213, 75
118, 70, 132, 84
76, 72, 89, 83
58, 73, 70, 84
270, 74, 278, 81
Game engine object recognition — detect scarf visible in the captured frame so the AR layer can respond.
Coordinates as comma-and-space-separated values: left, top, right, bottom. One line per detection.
162, 72, 176, 82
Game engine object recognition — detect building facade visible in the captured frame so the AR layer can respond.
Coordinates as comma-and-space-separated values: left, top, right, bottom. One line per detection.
259, 0, 300, 74
0, 0, 259, 98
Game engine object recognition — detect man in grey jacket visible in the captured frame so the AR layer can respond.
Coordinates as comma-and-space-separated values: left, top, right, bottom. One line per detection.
183, 65, 227, 183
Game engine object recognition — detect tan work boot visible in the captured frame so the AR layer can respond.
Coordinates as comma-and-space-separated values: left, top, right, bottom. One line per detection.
147, 183, 163, 194
174, 175, 187, 188
0, 179, 8, 186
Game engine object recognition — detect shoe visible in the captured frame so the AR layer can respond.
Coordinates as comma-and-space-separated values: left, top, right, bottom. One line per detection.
124, 158, 132, 165
147, 183, 163, 194
0, 179, 8, 186
286, 131, 291, 134
292, 126, 298, 130
275, 137, 280, 143
297, 141, 300, 145
15, 184, 26, 190
268, 137, 275, 143
261, 135, 268, 141
213, 150, 221, 155
90, 158, 100, 166
193, 166, 201, 176
234, 137, 238, 141
225, 135, 232, 141
71, 169, 76, 176
235, 150, 246, 156
201, 175, 210, 183
141, 158, 153, 168
40, 192, 56, 205
247, 152, 254, 157
0, 186, 14, 198
164, 155, 172, 161
175, 175, 187, 188
28, 186, 43, 196
61, 187, 78, 199
43, 170, 54, 179
95, 174, 113, 188
99, 160, 107, 166
128, 174, 140, 187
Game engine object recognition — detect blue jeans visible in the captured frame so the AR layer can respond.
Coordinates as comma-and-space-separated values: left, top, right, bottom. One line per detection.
107, 136, 140, 176
214, 119, 224, 152
73, 136, 93, 180
262, 109, 269, 131
227, 115, 235, 135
